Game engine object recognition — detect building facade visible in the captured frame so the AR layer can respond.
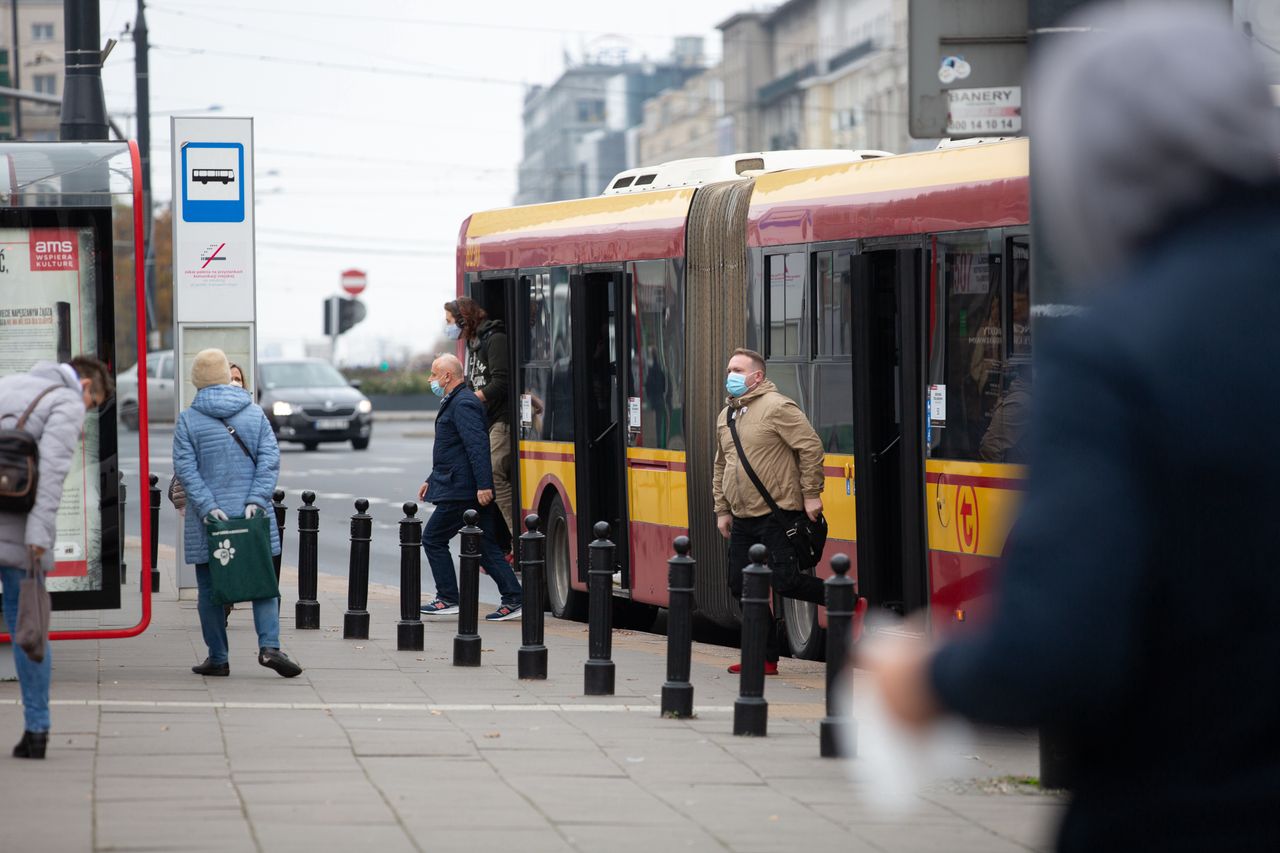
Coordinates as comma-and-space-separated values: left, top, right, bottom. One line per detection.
0, 0, 66, 140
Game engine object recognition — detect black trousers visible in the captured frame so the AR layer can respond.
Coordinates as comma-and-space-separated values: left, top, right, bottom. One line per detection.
726, 512, 826, 662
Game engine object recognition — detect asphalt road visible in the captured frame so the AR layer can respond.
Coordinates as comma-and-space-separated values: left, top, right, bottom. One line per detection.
121, 418, 510, 608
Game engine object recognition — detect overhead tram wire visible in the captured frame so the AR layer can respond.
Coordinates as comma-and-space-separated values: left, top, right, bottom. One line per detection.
149, 44, 909, 122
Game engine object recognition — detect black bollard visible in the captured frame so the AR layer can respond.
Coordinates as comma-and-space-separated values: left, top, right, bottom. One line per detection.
119, 471, 127, 584
271, 489, 287, 589
397, 501, 425, 651
295, 491, 321, 629
453, 509, 483, 666
343, 498, 372, 639
584, 521, 616, 696
734, 543, 772, 737
661, 535, 696, 718
148, 473, 160, 593
820, 553, 856, 757
517, 513, 548, 679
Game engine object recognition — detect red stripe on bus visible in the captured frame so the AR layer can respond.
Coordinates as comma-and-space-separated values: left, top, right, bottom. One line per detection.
925, 471, 1026, 491
523, 450, 576, 463
626, 459, 688, 473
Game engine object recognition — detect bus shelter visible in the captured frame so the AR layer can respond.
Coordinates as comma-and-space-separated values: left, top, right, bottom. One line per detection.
0, 141, 152, 642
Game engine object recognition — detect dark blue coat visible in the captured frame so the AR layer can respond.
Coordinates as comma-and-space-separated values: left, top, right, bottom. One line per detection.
425, 385, 492, 504
930, 186, 1280, 851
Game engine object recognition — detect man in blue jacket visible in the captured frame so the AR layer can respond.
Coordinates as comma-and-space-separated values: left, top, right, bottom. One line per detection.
868, 6, 1280, 852
418, 354, 522, 620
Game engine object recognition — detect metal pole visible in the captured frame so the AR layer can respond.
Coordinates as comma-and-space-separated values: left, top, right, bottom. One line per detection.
148, 473, 160, 594
517, 513, 547, 679
295, 491, 320, 629
343, 498, 371, 639
734, 543, 771, 737
584, 521, 616, 696
60, 0, 109, 140
396, 501, 424, 651
134, 0, 157, 346
118, 471, 127, 584
453, 509, 482, 666
820, 553, 856, 757
10, 0, 21, 137
661, 535, 695, 718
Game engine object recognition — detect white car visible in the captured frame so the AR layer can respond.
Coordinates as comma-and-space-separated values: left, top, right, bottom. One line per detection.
117, 349, 177, 430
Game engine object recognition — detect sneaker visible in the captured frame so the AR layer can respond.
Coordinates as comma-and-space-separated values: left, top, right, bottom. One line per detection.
485, 604, 522, 621
727, 661, 779, 675
420, 599, 459, 616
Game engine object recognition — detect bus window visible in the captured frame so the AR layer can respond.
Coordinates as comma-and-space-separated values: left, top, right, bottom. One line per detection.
979, 236, 1033, 464
928, 230, 1003, 461
767, 252, 806, 358
547, 267, 574, 441
813, 249, 855, 452
1009, 236, 1031, 358
815, 250, 853, 357
518, 269, 573, 441
628, 259, 685, 450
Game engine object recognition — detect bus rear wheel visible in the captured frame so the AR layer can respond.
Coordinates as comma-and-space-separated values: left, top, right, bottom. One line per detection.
545, 493, 587, 621
782, 590, 826, 661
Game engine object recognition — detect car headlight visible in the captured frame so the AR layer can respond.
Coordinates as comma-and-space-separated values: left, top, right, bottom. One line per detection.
272, 401, 294, 417
357, 399, 372, 414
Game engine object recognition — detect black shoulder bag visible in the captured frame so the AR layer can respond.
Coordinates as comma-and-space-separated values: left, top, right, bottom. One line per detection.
726, 409, 828, 570
0, 385, 65, 513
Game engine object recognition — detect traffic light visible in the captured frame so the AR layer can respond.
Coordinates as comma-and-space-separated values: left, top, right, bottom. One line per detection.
323, 296, 366, 336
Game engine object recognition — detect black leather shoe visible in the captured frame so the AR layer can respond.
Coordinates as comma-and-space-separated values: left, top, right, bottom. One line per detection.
13, 730, 48, 759
259, 648, 302, 678
192, 658, 230, 677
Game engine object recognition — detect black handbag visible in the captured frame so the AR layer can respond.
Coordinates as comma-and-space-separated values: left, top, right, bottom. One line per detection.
0, 385, 63, 513
727, 410, 828, 570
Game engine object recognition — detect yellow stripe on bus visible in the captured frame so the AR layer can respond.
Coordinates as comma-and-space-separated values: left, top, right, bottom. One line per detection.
751, 138, 1029, 206
466, 188, 696, 240
519, 441, 577, 515
924, 458, 1027, 558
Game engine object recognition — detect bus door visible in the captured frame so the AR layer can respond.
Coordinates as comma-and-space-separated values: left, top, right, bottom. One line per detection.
571, 268, 631, 587
850, 245, 928, 617
470, 272, 519, 547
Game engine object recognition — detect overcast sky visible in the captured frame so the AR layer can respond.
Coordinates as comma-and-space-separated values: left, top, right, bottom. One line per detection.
97, 0, 755, 363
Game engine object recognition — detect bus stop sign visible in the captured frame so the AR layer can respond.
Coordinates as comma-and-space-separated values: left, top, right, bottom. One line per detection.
908, 0, 1028, 139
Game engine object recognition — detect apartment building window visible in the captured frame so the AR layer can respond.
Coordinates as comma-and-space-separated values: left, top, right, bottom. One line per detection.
33, 75, 57, 95
32, 23, 55, 41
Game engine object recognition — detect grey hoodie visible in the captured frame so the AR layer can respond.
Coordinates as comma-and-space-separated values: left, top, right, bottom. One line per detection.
1031, 1, 1280, 286
0, 362, 87, 570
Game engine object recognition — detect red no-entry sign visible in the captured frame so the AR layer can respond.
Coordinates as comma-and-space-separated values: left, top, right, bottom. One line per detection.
341, 268, 367, 296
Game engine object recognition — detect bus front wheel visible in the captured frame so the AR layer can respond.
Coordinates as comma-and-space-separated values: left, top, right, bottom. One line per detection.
545, 493, 587, 621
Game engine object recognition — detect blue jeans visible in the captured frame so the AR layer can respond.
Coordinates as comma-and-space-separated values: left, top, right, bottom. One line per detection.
1, 565, 51, 732
423, 502, 522, 607
194, 563, 280, 664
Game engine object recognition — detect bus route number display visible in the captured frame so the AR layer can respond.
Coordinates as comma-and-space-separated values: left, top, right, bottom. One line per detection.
946, 86, 1022, 135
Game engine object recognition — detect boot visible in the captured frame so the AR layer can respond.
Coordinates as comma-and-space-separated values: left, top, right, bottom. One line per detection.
13, 730, 48, 759
258, 648, 302, 678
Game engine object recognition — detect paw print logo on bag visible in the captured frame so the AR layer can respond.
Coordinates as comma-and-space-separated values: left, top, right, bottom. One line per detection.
213, 539, 236, 567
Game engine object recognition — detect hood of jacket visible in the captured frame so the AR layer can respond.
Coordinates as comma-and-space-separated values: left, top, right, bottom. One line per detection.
1031, 2, 1280, 286
191, 384, 253, 420
474, 318, 505, 342
29, 360, 79, 393
726, 378, 777, 410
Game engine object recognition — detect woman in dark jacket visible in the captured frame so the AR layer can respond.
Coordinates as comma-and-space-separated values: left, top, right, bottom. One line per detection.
172, 349, 301, 679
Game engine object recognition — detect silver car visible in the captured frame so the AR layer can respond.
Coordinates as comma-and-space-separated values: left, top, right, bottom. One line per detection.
118, 349, 177, 430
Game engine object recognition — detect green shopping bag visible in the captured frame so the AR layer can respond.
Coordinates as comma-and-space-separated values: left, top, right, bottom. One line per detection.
205, 514, 279, 606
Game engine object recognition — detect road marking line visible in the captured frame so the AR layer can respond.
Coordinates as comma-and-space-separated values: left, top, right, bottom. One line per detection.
0, 699, 733, 713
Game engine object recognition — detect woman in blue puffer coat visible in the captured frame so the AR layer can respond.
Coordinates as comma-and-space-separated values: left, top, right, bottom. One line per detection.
172, 348, 302, 678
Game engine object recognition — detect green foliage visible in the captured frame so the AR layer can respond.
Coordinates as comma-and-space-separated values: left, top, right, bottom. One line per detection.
341, 366, 430, 395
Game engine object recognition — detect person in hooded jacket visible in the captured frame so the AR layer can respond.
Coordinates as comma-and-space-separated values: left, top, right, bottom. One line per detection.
444, 296, 513, 551
172, 348, 301, 678
866, 4, 1280, 851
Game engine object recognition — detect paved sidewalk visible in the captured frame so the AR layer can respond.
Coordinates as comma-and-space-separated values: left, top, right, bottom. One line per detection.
1, 560, 1063, 853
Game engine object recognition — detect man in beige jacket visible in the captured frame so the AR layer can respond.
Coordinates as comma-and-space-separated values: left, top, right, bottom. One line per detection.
713, 348, 827, 672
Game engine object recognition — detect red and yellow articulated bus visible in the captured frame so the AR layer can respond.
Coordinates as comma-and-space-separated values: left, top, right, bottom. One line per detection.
457, 138, 1030, 657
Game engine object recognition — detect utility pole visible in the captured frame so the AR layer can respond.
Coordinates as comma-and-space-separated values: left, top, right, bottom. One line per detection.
60, 0, 108, 140
135, 0, 159, 348
10, 0, 21, 137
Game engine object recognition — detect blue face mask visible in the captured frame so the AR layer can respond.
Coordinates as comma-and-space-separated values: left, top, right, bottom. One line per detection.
725, 372, 750, 398
444, 324, 462, 341
430, 379, 446, 397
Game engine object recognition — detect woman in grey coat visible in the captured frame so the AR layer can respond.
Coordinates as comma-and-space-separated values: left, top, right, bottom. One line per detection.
172, 349, 301, 678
